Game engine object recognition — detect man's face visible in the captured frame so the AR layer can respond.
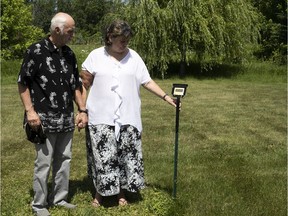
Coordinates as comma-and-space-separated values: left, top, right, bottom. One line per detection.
59, 19, 75, 46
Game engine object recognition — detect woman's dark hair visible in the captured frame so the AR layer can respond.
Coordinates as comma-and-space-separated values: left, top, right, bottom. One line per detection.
103, 20, 133, 46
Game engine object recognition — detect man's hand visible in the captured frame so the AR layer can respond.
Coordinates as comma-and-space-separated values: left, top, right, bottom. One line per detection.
75, 112, 88, 131
26, 109, 41, 131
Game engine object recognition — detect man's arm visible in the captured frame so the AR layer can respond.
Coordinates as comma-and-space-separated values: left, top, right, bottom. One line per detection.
18, 83, 41, 129
74, 86, 88, 129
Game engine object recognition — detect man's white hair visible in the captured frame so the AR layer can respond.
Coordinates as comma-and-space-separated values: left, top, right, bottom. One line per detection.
50, 13, 67, 33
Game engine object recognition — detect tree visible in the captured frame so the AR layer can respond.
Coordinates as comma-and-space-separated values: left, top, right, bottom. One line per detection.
125, 0, 174, 78
28, 0, 73, 34
57, 0, 73, 13
29, 0, 56, 34
1, 0, 44, 60
124, 0, 260, 78
24, 0, 116, 44
70, 0, 111, 35
252, 0, 287, 64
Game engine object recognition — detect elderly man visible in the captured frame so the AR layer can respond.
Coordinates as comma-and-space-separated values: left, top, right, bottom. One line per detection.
18, 12, 87, 216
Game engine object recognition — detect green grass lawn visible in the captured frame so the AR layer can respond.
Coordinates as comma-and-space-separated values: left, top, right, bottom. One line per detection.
1, 74, 286, 215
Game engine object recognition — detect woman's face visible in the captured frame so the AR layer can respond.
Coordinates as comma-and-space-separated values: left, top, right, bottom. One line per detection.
109, 35, 130, 54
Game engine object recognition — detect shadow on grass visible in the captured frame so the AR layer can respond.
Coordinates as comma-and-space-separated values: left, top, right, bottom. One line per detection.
29, 177, 143, 208
28, 177, 174, 209
69, 177, 143, 208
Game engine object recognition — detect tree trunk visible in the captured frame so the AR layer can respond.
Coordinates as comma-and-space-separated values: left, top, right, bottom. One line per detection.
179, 61, 186, 77
179, 43, 186, 77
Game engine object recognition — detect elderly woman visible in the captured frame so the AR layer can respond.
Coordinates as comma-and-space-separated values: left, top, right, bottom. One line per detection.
79, 20, 176, 207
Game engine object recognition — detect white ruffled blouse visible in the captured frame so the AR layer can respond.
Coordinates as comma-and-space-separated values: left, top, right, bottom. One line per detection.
82, 47, 151, 139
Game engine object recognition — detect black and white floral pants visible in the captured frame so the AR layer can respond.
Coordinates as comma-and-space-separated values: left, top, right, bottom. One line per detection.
86, 124, 145, 196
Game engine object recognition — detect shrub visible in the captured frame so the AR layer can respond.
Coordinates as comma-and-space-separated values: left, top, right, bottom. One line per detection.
1, 0, 44, 60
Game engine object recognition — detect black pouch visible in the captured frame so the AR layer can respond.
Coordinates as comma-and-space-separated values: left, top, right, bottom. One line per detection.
24, 123, 47, 144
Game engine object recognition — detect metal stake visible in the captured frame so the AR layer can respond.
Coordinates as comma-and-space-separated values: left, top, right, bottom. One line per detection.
173, 96, 181, 198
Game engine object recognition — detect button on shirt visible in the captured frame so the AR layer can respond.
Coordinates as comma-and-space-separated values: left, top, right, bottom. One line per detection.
17, 37, 81, 133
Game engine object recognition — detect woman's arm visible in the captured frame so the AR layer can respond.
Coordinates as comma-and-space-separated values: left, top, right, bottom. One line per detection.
74, 70, 94, 129
81, 70, 94, 90
143, 79, 177, 107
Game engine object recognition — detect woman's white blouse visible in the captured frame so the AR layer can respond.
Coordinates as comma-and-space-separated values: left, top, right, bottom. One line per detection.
82, 47, 151, 139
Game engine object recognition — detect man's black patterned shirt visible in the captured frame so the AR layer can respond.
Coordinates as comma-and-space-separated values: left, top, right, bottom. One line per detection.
18, 37, 81, 133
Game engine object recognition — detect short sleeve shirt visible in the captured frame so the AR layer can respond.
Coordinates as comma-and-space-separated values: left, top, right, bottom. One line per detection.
82, 47, 151, 138
17, 37, 81, 133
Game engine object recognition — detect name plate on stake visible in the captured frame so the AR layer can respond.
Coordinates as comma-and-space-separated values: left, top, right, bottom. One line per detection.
172, 84, 188, 97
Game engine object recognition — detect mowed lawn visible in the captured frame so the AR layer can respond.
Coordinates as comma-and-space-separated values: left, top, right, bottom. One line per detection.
1, 78, 286, 216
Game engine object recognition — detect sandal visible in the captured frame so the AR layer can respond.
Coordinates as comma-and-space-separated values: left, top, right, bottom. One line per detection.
91, 198, 101, 208
118, 198, 128, 206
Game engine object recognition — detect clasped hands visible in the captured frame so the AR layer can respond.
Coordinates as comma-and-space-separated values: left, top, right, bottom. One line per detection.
75, 112, 88, 131
26, 110, 88, 131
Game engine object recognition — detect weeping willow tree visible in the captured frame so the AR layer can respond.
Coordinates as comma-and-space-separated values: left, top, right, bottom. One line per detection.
121, 0, 261, 78
125, 0, 175, 78
166, 0, 260, 75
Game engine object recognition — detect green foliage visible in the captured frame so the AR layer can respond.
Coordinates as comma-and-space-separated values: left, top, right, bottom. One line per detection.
169, 0, 260, 63
121, 0, 261, 78
254, 20, 287, 64
1, 0, 44, 60
70, 0, 109, 35
2, 0, 285, 77
252, 0, 287, 64
1, 45, 286, 85
4, 0, 283, 78
28, 0, 55, 34
25, 0, 114, 44
126, 0, 175, 79
235, 61, 287, 83
95, 1, 128, 40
